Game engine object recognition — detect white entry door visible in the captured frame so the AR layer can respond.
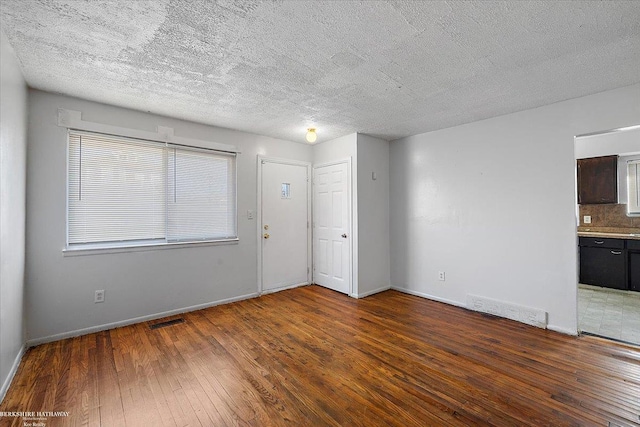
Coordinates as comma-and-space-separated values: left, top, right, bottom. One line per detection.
260, 159, 310, 293
313, 161, 351, 294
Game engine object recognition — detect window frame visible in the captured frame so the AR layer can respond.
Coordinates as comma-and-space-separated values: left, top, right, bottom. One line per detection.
64, 129, 239, 255
628, 159, 640, 217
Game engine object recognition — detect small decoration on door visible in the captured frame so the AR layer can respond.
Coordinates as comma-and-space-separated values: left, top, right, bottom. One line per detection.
281, 183, 291, 199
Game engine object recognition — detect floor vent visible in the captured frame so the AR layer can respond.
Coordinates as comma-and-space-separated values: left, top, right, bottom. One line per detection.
150, 318, 185, 330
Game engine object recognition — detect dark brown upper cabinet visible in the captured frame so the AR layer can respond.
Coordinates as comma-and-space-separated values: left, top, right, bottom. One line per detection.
577, 155, 618, 204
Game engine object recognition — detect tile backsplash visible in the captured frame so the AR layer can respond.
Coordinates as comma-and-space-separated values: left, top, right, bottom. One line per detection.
578, 203, 640, 233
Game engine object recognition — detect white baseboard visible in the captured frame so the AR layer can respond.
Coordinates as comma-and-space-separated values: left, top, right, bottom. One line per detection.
27, 292, 259, 347
547, 324, 578, 336
355, 285, 391, 299
261, 282, 309, 295
0, 344, 26, 404
390, 286, 466, 308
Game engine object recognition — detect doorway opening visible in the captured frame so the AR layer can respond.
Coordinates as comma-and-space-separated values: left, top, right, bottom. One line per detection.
574, 126, 640, 346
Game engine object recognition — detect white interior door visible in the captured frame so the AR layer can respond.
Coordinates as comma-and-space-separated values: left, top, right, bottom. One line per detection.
261, 159, 310, 292
313, 161, 351, 294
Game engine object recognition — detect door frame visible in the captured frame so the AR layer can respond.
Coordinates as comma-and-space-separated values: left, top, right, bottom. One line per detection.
257, 156, 312, 294
312, 158, 354, 296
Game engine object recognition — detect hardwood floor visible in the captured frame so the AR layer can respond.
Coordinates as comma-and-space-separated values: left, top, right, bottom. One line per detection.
2, 285, 639, 426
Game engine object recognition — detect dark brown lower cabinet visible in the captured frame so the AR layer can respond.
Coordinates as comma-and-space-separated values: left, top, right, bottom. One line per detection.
630, 252, 640, 292
579, 237, 640, 292
579, 246, 627, 290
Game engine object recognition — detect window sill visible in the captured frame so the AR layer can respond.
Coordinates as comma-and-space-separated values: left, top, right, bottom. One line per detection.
62, 238, 239, 257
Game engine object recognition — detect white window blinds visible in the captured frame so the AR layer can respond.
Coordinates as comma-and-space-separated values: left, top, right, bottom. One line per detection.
167, 148, 236, 241
68, 130, 237, 247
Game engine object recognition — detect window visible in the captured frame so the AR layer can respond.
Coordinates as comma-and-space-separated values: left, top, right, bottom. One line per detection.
67, 130, 237, 250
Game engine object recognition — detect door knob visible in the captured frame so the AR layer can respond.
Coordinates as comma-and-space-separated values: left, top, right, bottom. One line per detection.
342, 233, 347, 238
263, 233, 270, 239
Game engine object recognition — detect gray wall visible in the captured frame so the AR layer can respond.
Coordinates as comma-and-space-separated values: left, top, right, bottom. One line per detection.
26, 90, 313, 343
356, 134, 390, 297
390, 83, 640, 334
0, 28, 27, 400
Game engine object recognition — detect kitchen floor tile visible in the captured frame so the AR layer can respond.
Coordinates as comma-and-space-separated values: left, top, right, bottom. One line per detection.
578, 284, 640, 346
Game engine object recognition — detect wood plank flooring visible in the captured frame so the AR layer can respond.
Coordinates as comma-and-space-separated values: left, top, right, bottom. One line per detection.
1, 285, 639, 426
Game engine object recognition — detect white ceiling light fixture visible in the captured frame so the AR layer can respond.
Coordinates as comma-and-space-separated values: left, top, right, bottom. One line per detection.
306, 128, 317, 143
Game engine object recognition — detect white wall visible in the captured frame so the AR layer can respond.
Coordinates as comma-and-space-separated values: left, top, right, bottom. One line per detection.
26, 90, 313, 344
312, 134, 359, 295
0, 28, 27, 400
390, 83, 640, 334
575, 127, 640, 159
356, 134, 390, 297
312, 133, 357, 165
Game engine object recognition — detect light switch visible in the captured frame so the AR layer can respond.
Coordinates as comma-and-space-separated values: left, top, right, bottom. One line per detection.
372, 172, 377, 180
247, 210, 254, 220
583, 215, 591, 224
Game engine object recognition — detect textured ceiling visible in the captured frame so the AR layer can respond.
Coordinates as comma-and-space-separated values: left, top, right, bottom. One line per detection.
1, 1, 639, 143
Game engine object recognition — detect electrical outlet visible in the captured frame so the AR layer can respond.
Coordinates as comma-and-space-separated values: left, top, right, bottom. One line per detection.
438, 271, 446, 281
583, 215, 591, 224
247, 210, 254, 220
94, 290, 105, 303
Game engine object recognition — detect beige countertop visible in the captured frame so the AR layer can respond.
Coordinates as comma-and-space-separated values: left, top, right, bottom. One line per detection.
577, 231, 640, 240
